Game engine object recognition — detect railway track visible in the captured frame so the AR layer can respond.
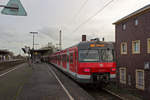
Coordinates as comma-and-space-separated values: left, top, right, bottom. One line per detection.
81, 84, 123, 100
50, 64, 124, 100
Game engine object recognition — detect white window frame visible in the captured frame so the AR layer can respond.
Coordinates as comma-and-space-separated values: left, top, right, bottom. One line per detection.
136, 69, 145, 90
121, 42, 127, 54
122, 23, 126, 30
132, 40, 140, 54
120, 67, 126, 84
134, 19, 138, 26
147, 38, 150, 53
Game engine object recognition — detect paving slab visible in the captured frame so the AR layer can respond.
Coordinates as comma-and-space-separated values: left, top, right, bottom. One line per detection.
49, 64, 95, 100
0, 63, 32, 100
16, 63, 70, 100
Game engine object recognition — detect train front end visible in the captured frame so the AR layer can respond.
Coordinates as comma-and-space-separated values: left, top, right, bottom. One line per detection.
77, 41, 116, 85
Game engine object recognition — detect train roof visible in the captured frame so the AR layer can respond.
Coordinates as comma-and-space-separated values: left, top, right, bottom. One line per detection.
78, 41, 114, 49
65, 41, 114, 50
51, 41, 114, 56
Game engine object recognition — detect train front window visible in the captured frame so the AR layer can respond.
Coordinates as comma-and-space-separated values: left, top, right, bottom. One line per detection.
100, 49, 113, 62
79, 50, 99, 62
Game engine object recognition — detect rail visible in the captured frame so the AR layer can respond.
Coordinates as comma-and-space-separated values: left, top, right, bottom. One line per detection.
0, 59, 25, 71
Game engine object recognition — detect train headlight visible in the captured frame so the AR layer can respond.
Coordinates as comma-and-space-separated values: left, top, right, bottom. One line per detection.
111, 68, 116, 72
84, 68, 90, 72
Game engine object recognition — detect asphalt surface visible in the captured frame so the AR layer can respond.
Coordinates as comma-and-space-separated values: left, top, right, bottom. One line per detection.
0, 63, 95, 100
16, 63, 70, 100
0, 63, 32, 100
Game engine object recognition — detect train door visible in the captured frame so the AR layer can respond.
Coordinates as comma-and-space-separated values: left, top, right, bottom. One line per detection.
65, 54, 67, 69
58, 55, 60, 66
67, 49, 70, 72
60, 54, 63, 67
72, 50, 76, 73
74, 49, 78, 77
62, 53, 67, 69
69, 52, 74, 72
56, 55, 58, 65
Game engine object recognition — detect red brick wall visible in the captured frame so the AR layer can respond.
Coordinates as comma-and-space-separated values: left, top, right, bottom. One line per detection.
115, 10, 150, 99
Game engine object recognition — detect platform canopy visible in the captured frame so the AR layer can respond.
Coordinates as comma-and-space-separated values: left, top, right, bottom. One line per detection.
0, 50, 11, 55
29, 49, 53, 56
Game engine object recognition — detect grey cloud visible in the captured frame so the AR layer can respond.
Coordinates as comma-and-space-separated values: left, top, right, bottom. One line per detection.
38, 27, 59, 40
0, 0, 149, 54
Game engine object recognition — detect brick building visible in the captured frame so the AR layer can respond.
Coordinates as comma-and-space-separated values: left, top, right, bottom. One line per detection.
114, 4, 150, 100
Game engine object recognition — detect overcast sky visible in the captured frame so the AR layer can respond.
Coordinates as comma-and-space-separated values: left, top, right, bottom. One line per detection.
0, 0, 150, 55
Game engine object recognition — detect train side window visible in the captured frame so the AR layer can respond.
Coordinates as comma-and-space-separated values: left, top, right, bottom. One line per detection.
56, 56, 57, 60
62, 54, 67, 62
61, 55, 63, 61
67, 54, 69, 62
56, 55, 58, 62
75, 50, 76, 61
65, 54, 67, 62
62, 54, 64, 62
59, 55, 61, 62
58, 55, 59, 61
58, 55, 61, 62
60, 55, 62, 64
70, 53, 73, 64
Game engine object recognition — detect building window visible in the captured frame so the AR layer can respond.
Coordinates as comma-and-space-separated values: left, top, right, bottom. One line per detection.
128, 75, 132, 86
132, 40, 140, 54
134, 19, 138, 26
120, 67, 126, 84
136, 69, 145, 90
121, 42, 127, 54
147, 38, 150, 53
122, 23, 126, 30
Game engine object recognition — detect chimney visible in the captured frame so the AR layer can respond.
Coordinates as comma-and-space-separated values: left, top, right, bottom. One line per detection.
82, 35, 86, 41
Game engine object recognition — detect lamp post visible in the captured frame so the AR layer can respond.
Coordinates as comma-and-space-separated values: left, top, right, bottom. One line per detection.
30, 32, 38, 62
59, 30, 62, 50
30, 32, 38, 50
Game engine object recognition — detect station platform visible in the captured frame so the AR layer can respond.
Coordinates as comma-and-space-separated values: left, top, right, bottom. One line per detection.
0, 63, 94, 100
16, 63, 71, 100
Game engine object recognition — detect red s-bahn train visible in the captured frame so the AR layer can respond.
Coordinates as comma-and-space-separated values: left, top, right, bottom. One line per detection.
49, 39, 116, 84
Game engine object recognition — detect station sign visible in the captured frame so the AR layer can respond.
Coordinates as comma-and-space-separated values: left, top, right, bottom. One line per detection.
90, 44, 105, 47
96, 44, 104, 47
90, 44, 95, 47
1, 0, 27, 16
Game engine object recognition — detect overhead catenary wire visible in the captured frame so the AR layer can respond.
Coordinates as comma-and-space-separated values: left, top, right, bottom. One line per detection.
72, 0, 114, 33
70, 0, 89, 24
